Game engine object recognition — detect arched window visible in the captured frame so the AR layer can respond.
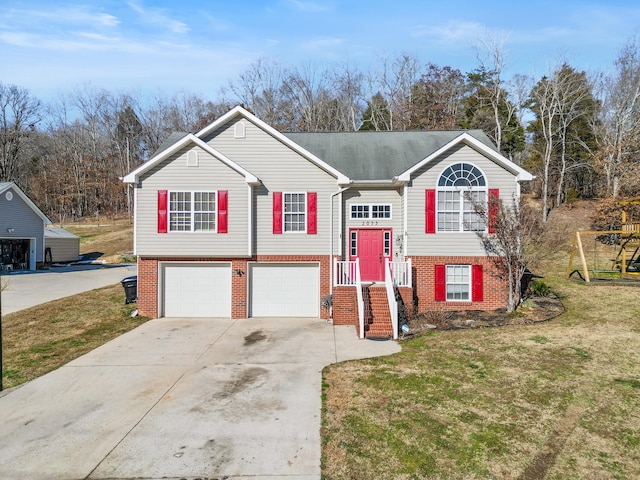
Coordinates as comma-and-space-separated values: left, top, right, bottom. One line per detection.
437, 163, 487, 232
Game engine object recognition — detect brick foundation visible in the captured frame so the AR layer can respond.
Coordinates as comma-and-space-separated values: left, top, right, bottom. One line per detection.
137, 254, 508, 322
410, 255, 508, 312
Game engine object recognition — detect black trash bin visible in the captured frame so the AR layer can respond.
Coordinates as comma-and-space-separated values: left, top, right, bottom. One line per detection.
121, 275, 138, 304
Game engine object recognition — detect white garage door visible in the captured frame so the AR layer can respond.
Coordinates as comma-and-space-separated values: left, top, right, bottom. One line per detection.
163, 263, 231, 317
250, 263, 319, 317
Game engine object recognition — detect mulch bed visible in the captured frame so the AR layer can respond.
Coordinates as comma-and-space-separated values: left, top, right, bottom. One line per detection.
404, 296, 565, 333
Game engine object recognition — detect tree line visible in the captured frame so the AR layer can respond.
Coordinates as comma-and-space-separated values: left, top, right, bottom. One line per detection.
2, 36, 640, 224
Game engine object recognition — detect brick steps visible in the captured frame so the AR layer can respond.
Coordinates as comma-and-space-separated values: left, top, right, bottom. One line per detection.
363, 285, 393, 339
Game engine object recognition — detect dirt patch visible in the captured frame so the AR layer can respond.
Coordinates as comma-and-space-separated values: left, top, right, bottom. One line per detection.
517, 403, 585, 480
405, 296, 565, 334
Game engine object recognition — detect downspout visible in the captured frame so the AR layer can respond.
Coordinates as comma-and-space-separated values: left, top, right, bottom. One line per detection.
248, 184, 253, 256
403, 183, 408, 260
329, 186, 351, 318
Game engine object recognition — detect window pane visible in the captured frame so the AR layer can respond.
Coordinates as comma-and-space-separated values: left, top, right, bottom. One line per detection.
372, 205, 391, 218
351, 204, 369, 219
284, 193, 306, 232
446, 265, 470, 301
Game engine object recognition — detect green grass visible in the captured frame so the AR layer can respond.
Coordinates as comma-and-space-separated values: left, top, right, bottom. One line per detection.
1, 284, 149, 389
322, 261, 640, 479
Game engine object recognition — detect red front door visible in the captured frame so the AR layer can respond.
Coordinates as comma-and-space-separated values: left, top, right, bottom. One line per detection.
353, 229, 389, 281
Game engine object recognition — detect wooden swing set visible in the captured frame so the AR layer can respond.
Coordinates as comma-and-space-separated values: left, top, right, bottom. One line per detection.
567, 197, 640, 282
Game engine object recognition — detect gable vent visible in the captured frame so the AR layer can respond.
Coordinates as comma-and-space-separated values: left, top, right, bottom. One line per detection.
187, 150, 199, 167
234, 122, 246, 139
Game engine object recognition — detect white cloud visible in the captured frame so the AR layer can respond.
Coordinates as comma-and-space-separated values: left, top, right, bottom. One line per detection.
127, 1, 189, 34
411, 20, 487, 45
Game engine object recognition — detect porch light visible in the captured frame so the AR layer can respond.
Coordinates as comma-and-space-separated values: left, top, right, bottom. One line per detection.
6, 228, 14, 234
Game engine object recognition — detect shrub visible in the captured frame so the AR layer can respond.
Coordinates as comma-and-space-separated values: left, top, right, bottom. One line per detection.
531, 280, 550, 297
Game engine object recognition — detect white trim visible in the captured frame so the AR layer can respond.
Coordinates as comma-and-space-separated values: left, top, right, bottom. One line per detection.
133, 186, 138, 255
350, 203, 392, 220
436, 162, 488, 233
195, 106, 350, 185
248, 184, 253, 256
247, 261, 321, 317
122, 133, 260, 186
167, 190, 218, 233
403, 183, 408, 260
234, 121, 246, 139
159, 261, 232, 317
446, 264, 472, 302
186, 149, 199, 167
396, 132, 533, 183
282, 192, 307, 233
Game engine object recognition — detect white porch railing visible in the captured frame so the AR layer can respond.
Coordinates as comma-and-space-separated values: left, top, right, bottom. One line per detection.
354, 259, 365, 339
388, 258, 412, 287
384, 259, 398, 340
334, 259, 358, 286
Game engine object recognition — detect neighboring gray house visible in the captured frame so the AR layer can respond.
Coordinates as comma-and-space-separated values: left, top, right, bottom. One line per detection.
44, 227, 80, 263
0, 182, 51, 271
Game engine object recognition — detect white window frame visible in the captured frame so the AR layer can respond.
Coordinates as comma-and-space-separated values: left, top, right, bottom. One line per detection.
350, 231, 357, 257
437, 163, 487, 233
383, 231, 391, 257
283, 192, 307, 233
168, 190, 217, 233
350, 203, 392, 219
446, 264, 471, 302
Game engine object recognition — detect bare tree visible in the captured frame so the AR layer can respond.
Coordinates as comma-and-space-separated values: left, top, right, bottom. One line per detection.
529, 63, 596, 220
370, 53, 420, 130
474, 194, 543, 312
0, 83, 42, 184
594, 37, 640, 197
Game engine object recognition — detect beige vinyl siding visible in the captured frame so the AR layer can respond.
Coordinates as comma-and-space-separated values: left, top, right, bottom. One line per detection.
407, 144, 520, 257
203, 118, 339, 255
343, 188, 404, 259
0, 191, 45, 262
45, 237, 80, 263
135, 145, 250, 257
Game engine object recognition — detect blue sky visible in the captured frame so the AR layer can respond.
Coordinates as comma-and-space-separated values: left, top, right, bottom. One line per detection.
1, 0, 640, 103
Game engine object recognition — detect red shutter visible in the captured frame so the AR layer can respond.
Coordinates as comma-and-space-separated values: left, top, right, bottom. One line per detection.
273, 192, 282, 234
307, 192, 317, 234
425, 189, 436, 234
472, 264, 484, 302
488, 188, 499, 234
218, 190, 228, 233
434, 264, 446, 301
158, 190, 168, 233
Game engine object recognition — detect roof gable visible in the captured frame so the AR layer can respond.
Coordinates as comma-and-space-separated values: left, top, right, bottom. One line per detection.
0, 182, 51, 224
195, 106, 350, 185
122, 133, 260, 185
396, 132, 533, 182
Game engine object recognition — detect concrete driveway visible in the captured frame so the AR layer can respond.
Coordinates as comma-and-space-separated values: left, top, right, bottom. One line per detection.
1, 264, 137, 314
0, 317, 400, 479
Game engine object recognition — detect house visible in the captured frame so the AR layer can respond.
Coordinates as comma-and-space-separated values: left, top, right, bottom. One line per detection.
123, 106, 533, 338
0, 182, 52, 271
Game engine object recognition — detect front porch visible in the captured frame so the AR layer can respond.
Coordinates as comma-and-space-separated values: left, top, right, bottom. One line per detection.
332, 258, 413, 340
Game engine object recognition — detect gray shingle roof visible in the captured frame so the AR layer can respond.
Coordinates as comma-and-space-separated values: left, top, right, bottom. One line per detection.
283, 130, 497, 181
